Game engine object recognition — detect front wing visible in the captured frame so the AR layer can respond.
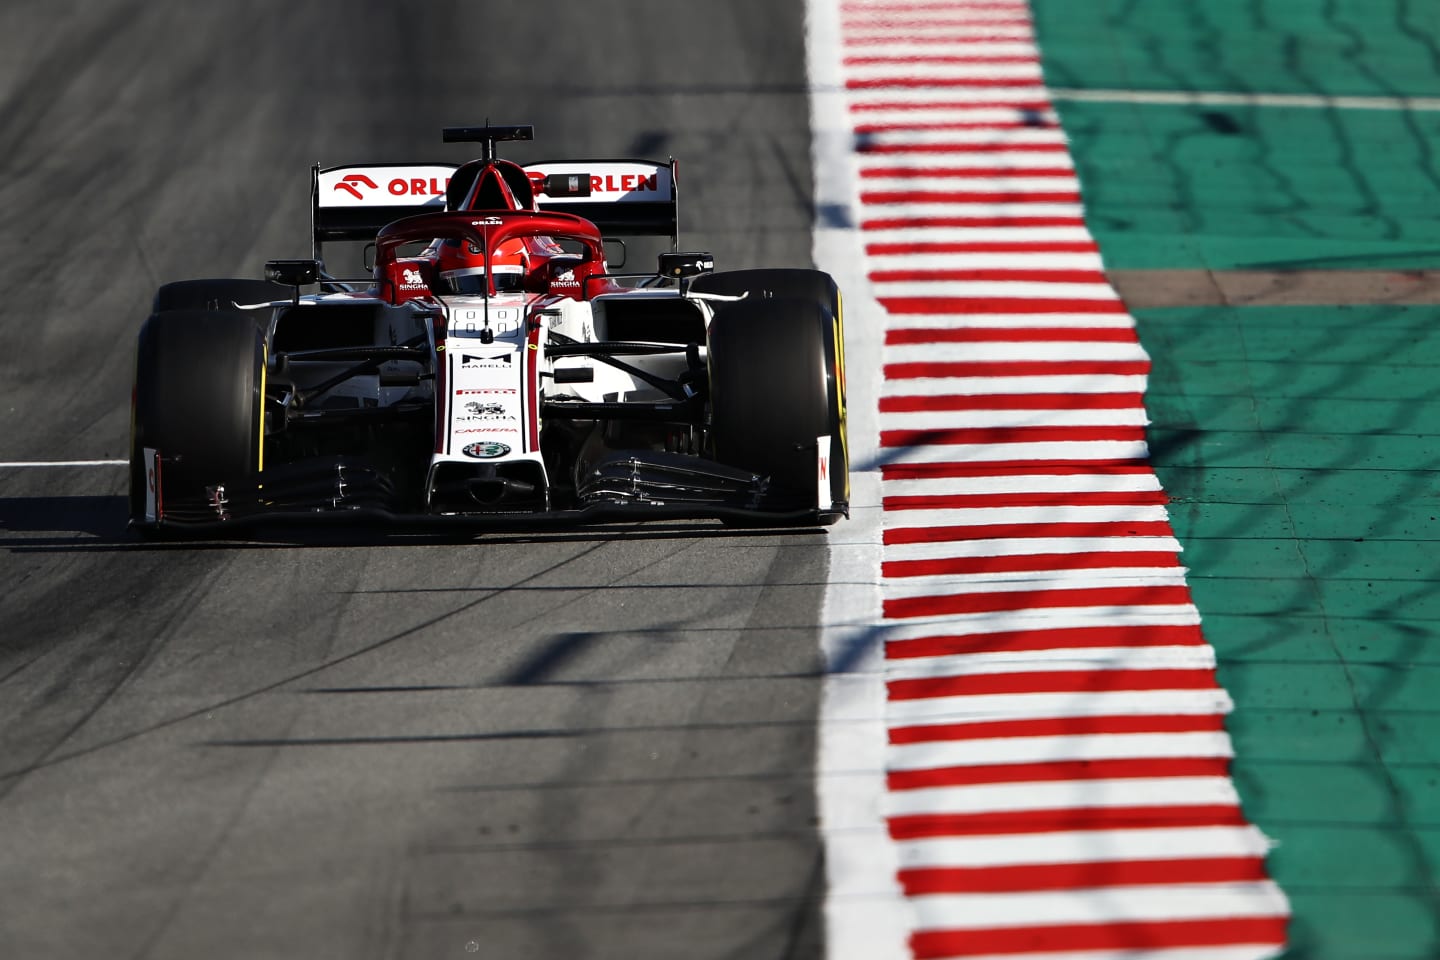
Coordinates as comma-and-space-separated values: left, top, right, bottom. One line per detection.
136, 449, 843, 532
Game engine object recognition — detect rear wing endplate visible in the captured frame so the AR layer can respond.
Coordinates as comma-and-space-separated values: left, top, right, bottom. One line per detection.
311, 157, 680, 257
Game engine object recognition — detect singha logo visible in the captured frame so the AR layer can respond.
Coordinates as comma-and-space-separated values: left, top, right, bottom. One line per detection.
401, 268, 425, 288
464, 401, 508, 418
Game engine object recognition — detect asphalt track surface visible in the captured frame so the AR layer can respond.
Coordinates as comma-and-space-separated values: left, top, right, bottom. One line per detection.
0, 3, 828, 959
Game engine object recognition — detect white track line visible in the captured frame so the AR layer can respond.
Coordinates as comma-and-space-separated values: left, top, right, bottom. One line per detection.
1050, 87, 1440, 112
896, 826, 1274, 870
908, 883, 1290, 931
883, 777, 1242, 818
0, 459, 127, 467
880, 407, 1151, 428
884, 537, 1183, 560
812, 0, 909, 955
882, 475, 1163, 494
888, 688, 1232, 725
881, 374, 1150, 394
885, 645, 1216, 675
887, 731, 1235, 770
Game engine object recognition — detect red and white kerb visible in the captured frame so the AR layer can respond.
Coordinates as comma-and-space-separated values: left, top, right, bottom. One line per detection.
816, 1, 1290, 958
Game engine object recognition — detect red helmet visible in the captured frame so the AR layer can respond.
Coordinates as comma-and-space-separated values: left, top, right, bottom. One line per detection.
435, 238, 530, 295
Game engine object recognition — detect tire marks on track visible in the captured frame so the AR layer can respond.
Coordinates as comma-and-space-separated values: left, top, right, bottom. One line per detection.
0, 541, 609, 784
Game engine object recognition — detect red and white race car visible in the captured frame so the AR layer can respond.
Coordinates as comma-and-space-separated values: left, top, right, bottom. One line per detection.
129, 124, 848, 530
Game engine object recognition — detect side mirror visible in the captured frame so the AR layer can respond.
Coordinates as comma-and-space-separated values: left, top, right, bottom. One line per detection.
264, 259, 322, 286
658, 251, 714, 280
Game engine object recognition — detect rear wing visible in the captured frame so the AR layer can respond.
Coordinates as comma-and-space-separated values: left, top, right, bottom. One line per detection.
311, 158, 679, 258
524, 159, 679, 249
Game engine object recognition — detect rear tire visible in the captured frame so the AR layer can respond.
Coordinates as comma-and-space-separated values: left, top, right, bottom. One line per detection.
129, 310, 267, 524
707, 297, 848, 521
152, 278, 289, 313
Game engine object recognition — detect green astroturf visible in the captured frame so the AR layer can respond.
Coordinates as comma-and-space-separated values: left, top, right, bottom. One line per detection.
1033, 0, 1440, 270
1031, 2, 1440, 956
1140, 304, 1440, 958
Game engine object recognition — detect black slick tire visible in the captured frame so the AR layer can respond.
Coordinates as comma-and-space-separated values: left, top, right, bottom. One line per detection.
693, 268, 848, 514
129, 310, 267, 525
690, 268, 839, 315
707, 297, 848, 521
152, 278, 290, 313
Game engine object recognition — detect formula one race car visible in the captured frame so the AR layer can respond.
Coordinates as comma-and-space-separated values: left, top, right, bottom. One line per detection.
129, 124, 848, 531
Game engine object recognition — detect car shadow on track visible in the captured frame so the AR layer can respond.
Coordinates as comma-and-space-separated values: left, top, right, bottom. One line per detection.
0, 496, 825, 553
0, 495, 127, 540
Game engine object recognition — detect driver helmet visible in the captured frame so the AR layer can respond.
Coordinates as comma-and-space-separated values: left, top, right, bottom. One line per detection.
435, 238, 530, 295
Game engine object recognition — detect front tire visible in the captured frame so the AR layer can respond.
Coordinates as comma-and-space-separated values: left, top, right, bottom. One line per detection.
691, 268, 839, 315
129, 310, 267, 525
693, 269, 848, 513
152, 278, 289, 313
706, 297, 848, 522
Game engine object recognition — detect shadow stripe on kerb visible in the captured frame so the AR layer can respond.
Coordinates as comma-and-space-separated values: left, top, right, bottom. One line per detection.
810, 1, 1290, 958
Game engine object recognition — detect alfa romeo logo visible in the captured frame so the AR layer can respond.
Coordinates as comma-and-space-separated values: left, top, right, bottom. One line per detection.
462, 441, 511, 459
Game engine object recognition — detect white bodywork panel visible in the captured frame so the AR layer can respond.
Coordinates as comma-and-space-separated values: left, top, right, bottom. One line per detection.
425, 286, 713, 506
